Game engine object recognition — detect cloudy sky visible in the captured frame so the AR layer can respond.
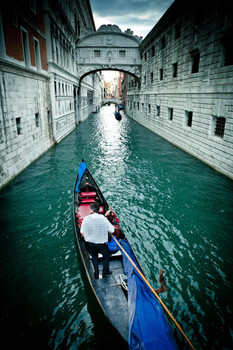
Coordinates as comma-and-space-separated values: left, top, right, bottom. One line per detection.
89, 0, 175, 38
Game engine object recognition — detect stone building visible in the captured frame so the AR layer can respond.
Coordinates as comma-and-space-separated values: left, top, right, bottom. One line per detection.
0, 0, 102, 189
126, 0, 233, 179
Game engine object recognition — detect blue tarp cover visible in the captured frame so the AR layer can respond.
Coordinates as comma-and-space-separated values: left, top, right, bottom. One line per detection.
107, 236, 120, 253
75, 161, 87, 192
121, 240, 179, 350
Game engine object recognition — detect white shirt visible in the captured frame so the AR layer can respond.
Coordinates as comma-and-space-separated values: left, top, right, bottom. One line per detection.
81, 213, 114, 244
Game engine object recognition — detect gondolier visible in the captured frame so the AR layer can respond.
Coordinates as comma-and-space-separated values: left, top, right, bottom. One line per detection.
80, 202, 114, 279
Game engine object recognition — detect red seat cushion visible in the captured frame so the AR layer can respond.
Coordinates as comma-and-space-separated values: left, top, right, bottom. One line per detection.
80, 191, 96, 197
81, 198, 96, 203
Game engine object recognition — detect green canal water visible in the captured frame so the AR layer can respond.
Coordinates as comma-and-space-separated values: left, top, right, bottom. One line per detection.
0, 105, 233, 349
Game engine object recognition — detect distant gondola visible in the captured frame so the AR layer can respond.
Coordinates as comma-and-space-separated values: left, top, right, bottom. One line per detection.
115, 111, 122, 120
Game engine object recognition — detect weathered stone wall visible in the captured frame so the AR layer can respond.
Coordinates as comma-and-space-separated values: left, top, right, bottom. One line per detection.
126, 0, 233, 179
0, 0, 102, 189
0, 66, 52, 188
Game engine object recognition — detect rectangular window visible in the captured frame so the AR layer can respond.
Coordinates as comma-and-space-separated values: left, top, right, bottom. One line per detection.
144, 52, 147, 61
185, 111, 193, 127
161, 36, 166, 49
172, 62, 178, 77
35, 113, 39, 127
156, 105, 160, 116
33, 38, 41, 70
16, 117, 21, 135
151, 45, 155, 57
94, 50, 100, 57
168, 108, 173, 121
21, 27, 30, 67
151, 72, 153, 83
119, 50, 126, 57
12, 13, 18, 27
222, 34, 233, 66
30, 0, 37, 14
191, 51, 200, 73
148, 104, 151, 113
211, 116, 226, 138
159, 68, 163, 80
142, 103, 144, 109
175, 23, 181, 39
137, 102, 139, 110
144, 75, 146, 84
47, 110, 51, 123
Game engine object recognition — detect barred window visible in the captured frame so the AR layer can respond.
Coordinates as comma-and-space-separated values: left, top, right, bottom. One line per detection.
191, 51, 200, 73
214, 117, 226, 138
172, 62, 178, 77
151, 72, 153, 83
222, 34, 233, 66
168, 108, 173, 121
35, 113, 39, 127
185, 111, 193, 127
16, 117, 21, 135
159, 68, 163, 80
175, 23, 181, 39
94, 50, 100, 57
161, 36, 166, 49
151, 45, 155, 57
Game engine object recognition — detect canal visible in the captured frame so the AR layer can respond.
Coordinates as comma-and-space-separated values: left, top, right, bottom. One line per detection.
0, 105, 233, 349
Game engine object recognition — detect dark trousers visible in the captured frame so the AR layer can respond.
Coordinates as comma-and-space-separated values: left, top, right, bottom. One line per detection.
86, 242, 110, 278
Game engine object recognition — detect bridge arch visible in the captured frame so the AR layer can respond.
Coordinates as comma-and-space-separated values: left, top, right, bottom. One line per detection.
76, 24, 142, 81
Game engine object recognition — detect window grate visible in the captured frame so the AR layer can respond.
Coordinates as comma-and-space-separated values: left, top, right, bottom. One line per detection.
215, 117, 226, 138
16, 117, 21, 135
191, 51, 200, 73
168, 108, 173, 121
119, 50, 126, 57
186, 111, 193, 127
35, 113, 39, 127
94, 50, 100, 57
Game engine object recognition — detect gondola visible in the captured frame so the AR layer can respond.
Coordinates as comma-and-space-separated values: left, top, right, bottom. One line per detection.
73, 160, 192, 349
114, 111, 122, 120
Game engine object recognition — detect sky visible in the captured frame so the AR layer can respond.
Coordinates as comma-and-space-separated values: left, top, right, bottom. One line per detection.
90, 0, 175, 39
89, 0, 175, 82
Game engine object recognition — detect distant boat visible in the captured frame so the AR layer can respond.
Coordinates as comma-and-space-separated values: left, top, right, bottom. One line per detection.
115, 111, 122, 120
72, 160, 188, 349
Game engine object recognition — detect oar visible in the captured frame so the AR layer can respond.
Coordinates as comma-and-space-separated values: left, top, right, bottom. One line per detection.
110, 234, 195, 350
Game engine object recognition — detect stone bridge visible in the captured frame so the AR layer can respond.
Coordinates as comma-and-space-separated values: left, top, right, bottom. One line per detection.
76, 24, 142, 82
102, 99, 121, 105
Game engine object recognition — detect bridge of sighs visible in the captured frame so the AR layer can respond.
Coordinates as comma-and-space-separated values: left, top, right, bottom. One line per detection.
76, 24, 142, 82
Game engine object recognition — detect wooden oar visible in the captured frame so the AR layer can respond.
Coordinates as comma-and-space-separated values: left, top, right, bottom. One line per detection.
110, 234, 195, 350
